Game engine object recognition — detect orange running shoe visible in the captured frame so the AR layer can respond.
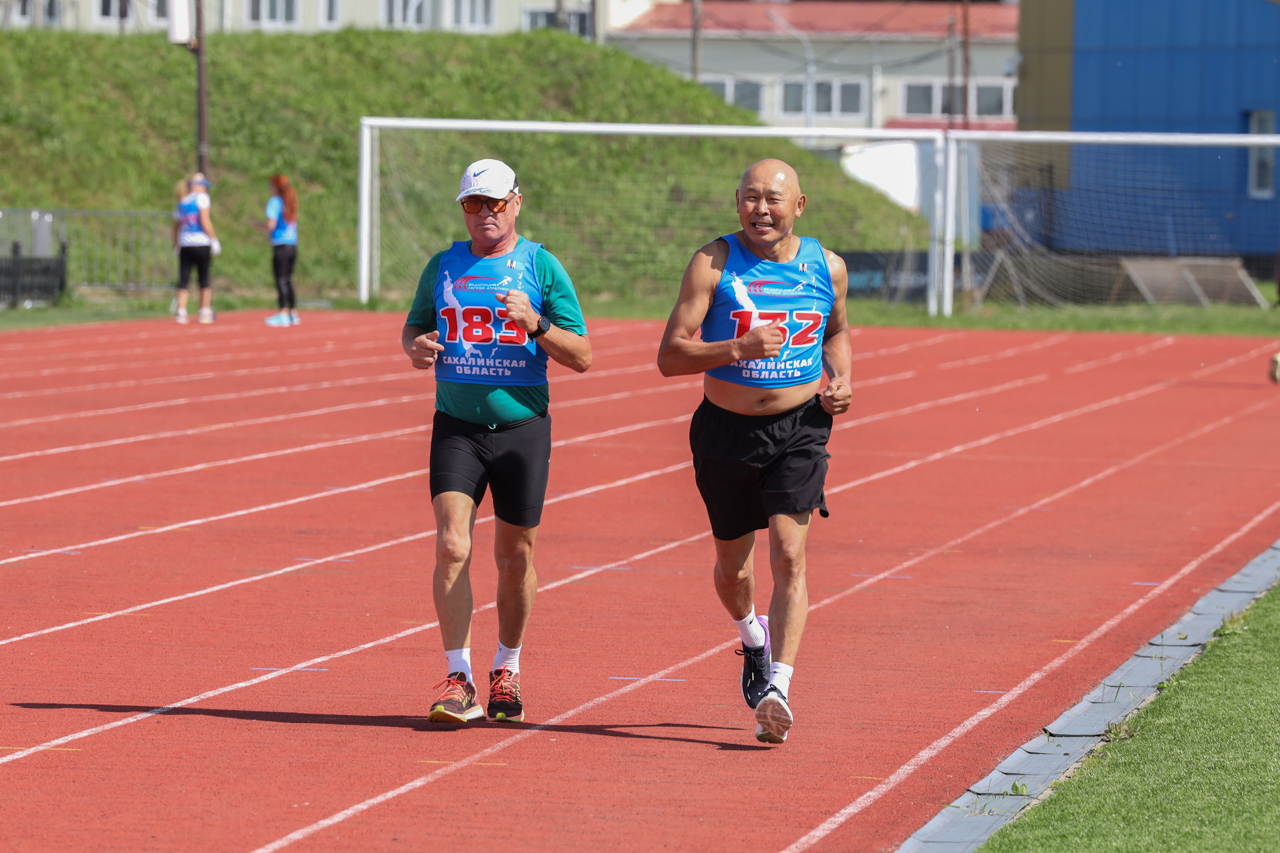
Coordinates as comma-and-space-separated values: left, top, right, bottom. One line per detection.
487, 668, 524, 722
428, 673, 482, 723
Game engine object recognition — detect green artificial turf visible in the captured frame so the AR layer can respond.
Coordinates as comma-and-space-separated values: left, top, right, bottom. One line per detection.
981, 585, 1280, 852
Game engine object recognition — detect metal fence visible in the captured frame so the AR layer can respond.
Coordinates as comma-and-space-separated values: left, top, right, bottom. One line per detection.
0, 209, 174, 291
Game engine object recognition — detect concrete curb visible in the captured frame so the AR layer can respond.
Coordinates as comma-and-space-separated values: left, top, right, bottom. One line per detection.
896, 537, 1280, 853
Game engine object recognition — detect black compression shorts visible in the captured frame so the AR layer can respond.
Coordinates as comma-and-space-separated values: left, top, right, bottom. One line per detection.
429, 409, 552, 528
690, 395, 832, 541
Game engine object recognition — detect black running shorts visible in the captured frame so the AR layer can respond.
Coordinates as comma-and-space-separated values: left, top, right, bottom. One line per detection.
430, 409, 552, 528
689, 395, 832, 542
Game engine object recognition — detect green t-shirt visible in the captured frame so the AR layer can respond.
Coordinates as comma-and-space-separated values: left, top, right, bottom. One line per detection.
405, 237, 588, 426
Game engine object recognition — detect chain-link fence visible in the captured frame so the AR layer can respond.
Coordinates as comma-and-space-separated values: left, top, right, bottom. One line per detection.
0, 208, 174, 293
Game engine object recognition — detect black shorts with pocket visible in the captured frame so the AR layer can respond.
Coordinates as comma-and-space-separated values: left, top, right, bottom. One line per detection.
429, 409, 552, 528
690, 395, 832, 541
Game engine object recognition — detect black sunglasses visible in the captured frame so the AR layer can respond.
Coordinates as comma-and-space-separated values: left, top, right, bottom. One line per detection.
460, 193, 515, 215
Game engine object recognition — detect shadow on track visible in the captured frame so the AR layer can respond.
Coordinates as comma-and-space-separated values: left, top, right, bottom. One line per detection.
13, 703, 768, 751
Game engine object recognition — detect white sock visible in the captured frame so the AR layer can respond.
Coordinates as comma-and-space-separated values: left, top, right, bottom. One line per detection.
445, 648, 473, 683
492, 641, 521, 674
768, 662, 794, 698
733, 607, 768, 648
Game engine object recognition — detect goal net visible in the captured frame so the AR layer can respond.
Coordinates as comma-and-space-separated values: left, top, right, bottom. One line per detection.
358, 119, 942, 311
954, 131, 1276, 308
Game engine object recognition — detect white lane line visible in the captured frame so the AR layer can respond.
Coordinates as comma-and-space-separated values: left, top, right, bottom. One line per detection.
0, 339, 388, 382
1189, 341, 1278, 378
0, 316, 385, 359
851, 333, 957, 362
781, 495, 1280, 853
0, 354, 403, 401
937, 333, 1070, 370
0, 381, 696, 508
834, 374, 1050, 433
0, 485, 700, 767
1064, 336, 1176, 374
256, 393, 1280, 852
0, 459, 694, 648
0, 396, 694, 567
0, 362, 657, 432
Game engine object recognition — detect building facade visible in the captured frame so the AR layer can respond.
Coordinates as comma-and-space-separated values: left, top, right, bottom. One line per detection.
608, 1, 1020, 131
1015, 0, 1280, 259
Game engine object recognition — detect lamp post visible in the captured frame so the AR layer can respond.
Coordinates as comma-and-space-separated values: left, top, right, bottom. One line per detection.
169, 0, 208, 176
767, 10, 815, 137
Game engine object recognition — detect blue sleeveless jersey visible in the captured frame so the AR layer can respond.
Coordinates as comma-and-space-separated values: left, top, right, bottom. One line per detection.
266, 196, 298, 246
174, 192, 211, 247
703, 235, 835, 388
433, 240, 548, 387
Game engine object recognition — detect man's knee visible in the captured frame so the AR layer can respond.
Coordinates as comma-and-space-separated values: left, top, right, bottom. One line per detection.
436, 529, 472, 568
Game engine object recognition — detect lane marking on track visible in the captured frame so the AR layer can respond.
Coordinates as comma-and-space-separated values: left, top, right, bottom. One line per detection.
851, 333, 957, 362
0, 320, 382, 359
937, 333, 1070, 370
0, 530, 707, 767
834, 374, 1050, 433
0, 339, 388, 382
780, 495, 1280, 853
0, 354, 403, 402
0, 409, 692, 568
1064, 336, 1176, 374
0, 380, 699, 508
0, 362, 656, 434
0, 446, 693, 646
251, 393, 1280, 852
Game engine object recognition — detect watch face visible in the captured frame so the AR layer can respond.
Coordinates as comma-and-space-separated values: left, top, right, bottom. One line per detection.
539, 315, 551, 333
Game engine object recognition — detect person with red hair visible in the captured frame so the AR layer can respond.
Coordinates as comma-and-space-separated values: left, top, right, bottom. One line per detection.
259, 174, 300, 326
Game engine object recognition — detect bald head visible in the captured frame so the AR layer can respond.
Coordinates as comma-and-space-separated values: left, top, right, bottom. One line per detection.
735, 159, 806, 257
739, 159, 802, 197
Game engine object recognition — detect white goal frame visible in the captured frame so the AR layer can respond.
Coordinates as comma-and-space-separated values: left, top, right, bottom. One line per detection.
357, 118, 949, 310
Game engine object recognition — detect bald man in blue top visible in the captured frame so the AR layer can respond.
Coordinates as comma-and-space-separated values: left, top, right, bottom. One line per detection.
657, 159, 852, 745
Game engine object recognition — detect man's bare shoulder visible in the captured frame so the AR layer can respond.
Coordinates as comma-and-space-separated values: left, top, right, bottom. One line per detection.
823, 246, 848, 274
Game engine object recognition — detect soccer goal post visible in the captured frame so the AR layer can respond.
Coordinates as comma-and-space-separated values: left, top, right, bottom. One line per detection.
357, 118, 949, 313
945, 129, 1280, 309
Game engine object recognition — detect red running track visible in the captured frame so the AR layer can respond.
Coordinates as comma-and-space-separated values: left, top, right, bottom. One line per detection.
1, 310, 1277, 851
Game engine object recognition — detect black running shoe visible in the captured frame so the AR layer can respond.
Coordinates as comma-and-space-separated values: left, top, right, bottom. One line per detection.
428, 673, 483, 723
755, 686, 793, 745
487, 667, 524, 722
735, 614, 771, 709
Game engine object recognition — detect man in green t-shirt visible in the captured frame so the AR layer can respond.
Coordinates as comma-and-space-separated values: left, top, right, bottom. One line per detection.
401, 159, 592, 724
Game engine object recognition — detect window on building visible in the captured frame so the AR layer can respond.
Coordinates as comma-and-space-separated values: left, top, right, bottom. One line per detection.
99, 0, 131, 20
976, 85, 1004, 117
905, 84, 933, 116
840, 82, 862, 115
17, 0, 29, 17
323, 0, 339, 26
526, 10, 592, 37
781, 79, 865, 118
734, 81, 761, 114
904, 79, 1015, 120
386, 0, 425, 27
701, 77, 762, 117
248, 0, 298, 24
454, 0, 493, 31
1249, 110, 1276, 200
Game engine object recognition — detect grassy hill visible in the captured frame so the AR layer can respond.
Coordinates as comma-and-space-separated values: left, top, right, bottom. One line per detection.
0, 29, 925, 306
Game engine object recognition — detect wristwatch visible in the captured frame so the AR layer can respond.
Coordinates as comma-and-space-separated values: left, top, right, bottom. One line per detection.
530, 314, 551, 339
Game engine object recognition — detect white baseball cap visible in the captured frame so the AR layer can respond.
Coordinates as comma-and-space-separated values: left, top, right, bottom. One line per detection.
456, 159, 519, 201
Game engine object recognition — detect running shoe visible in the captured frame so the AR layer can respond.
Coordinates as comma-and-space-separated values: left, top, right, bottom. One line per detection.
754, 686, 793, 744
736, 614, 771, 709
1270, 353, 1280, 384
428, 673, 483, 723
197, 307, 215, 325
265, 312, 290, 327
487, 667, 524, 722
175, 310, 188, 325
289, 311, 301, 326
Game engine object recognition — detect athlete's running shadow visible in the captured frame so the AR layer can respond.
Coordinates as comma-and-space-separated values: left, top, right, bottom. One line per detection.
14, 703, 769, 751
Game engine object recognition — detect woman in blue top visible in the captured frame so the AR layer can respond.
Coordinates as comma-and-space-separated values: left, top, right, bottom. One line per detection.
171, 173, 221, 325
258, 174, 300, 327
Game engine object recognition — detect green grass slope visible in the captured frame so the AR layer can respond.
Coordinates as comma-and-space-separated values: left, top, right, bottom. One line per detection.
0, 29, 924, 304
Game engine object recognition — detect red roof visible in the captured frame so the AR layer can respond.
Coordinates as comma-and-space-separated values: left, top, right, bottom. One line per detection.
619, 1, 1018, 40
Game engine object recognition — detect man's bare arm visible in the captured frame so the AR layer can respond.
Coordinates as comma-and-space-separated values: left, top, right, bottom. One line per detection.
657, 240, 784, 376
819, 250, 853, 415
